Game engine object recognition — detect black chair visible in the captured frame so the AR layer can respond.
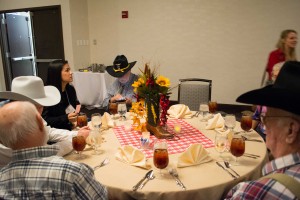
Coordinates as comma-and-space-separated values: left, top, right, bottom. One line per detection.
178, 78, 212, 111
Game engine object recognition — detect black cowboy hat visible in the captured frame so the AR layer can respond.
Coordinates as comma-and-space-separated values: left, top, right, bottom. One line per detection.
236, 61, 300, 116
106, 55, 137, 78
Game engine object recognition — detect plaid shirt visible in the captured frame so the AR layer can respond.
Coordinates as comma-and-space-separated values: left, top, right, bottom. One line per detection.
226, 153, 300, 200
0, 145, 107, 199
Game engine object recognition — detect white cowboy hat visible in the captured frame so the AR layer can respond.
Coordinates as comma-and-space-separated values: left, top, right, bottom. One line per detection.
0, 76, 60, 106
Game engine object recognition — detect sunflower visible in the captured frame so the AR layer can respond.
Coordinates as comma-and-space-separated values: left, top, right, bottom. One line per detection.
156, 75, 170, 87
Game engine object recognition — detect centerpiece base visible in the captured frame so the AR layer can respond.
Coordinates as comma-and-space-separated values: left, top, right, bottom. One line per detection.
146, 123, 174, 139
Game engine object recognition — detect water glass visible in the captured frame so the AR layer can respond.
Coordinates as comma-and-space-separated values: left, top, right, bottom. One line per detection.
224, 114, 236, 131
117, 102, 127, 121
199, 103, 209, 122
91, 113, 102, 129
89, 129, 103, 155
215, 133, 228, 159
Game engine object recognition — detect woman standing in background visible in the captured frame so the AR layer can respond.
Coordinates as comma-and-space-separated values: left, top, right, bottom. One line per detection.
265, 29, 297, 83
42, 60, 80, 130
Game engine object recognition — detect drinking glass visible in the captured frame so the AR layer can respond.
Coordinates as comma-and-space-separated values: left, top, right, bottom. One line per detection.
117, 102, 127, 121
224, 114, 236, 131
230, 134, 245, 165
199, 103, 209, 122
208, 101, 218, 114
89, 129, 103, 155
69, 115, 78, 129
72, 136, 86, 159
91, 113, 102, 129
109, 103, 118, 119
153, 140, 169, 177
77, 112, 88, 128
215, 133, 228, 159
240, 113, 252, 135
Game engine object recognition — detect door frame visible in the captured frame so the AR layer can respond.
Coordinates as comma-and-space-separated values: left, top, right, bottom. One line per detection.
0, 5, 65, 90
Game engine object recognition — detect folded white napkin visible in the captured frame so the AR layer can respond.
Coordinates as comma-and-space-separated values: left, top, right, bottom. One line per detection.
177, 143, 212, 168
205, 113, 229, 134
101, 112, 115, 130
167, 104, 193, 119
115, 145, 151, 169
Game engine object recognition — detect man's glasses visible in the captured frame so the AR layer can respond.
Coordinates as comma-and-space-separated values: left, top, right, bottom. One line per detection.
260, 115, 293, 125
0, 100, 10, 107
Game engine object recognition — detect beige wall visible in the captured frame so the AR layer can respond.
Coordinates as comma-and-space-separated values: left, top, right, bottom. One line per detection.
1, 0, 300, 104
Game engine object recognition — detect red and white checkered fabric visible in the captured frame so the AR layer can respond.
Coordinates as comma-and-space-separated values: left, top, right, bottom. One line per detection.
113, 119, 214, 158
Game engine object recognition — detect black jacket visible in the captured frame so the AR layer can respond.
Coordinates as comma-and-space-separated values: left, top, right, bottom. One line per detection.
42, 84, 80, 130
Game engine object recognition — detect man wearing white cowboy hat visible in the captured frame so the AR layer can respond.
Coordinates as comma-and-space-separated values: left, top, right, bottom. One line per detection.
0, 76, 90, 168
102, 55, 138, 109
226, 61, 300, 199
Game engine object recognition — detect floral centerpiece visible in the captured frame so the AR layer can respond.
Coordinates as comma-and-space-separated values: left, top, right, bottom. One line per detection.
131, 64, 173, 139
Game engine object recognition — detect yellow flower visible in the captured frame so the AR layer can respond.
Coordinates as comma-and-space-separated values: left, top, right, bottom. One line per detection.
156, 76, 170, 87
132, 78, 145, 88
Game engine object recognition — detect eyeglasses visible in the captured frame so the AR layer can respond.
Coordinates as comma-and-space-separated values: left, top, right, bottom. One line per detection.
0, 100, 11, 107
260, 115, 293, 125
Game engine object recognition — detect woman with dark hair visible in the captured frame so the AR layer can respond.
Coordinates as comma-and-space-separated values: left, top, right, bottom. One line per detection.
42, 60, 80, 130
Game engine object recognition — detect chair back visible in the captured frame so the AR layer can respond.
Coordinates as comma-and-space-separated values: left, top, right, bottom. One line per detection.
178, 78, 212, 111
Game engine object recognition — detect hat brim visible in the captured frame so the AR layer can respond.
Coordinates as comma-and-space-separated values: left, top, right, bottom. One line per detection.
0, 86, 61, 106
236, 85, 300, 116
106, 61, 137, 78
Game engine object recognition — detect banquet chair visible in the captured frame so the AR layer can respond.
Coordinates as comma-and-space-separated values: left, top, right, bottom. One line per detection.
178, 78, 212, 111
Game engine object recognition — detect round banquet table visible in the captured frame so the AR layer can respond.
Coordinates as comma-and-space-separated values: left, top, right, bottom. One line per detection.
64, 113, 268, 200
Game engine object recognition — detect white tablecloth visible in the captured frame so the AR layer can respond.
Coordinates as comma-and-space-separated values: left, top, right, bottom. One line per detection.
72, 72, 115, 107
65, 113, 268, 199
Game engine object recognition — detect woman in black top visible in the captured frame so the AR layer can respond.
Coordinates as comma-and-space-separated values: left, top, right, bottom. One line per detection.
42, 60, 80, 130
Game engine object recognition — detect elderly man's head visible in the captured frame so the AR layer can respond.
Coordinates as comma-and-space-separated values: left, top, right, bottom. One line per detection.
263, 107, 300, 158
0, 101, 46, 150
237, 61, 300, 158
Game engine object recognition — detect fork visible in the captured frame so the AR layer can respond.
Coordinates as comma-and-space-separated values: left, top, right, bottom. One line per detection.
93, 157, 109, 170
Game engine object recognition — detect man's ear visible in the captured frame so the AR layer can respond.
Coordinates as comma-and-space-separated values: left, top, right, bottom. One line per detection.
36, 114, 44, 132
286, 120, 300, 144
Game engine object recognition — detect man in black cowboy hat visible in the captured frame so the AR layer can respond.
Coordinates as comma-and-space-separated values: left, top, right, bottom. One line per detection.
226, 61, 300, 199
102, 55, 138, 109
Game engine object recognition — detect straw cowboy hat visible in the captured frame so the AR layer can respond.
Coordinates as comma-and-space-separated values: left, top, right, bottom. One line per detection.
0, 76, 60, 106
236, 61, 300, 115
106, 55, 137, 78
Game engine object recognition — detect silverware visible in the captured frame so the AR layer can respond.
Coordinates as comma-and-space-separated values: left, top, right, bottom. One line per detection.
169, 168, 186, 190
192, 111, 200, 118
132, 170, 153, 191
244, 153, 260, 158
242, 154, 258, 159
216, 162, 237, 179
224, 161, 240, 177
139, 170, 155, 189
242, 136, 263, 143
93, 157, 109, 170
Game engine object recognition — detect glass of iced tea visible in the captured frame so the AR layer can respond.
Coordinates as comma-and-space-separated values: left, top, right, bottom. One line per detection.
72, 136, 86, 159
230, 134, 245, 165
77, 112, 88, 128
153, 140, 169, 177
240, 113, 252, 134
109, 103, 118, 119
208, 101, 218, 114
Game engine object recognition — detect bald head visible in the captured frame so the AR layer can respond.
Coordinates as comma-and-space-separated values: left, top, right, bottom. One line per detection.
0, 101, 46, 149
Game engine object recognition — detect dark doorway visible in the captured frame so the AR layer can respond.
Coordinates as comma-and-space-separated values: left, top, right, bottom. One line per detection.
0, 5, 65, 90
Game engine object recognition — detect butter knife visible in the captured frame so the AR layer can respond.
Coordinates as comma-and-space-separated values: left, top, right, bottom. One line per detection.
216, 162, 237, 179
